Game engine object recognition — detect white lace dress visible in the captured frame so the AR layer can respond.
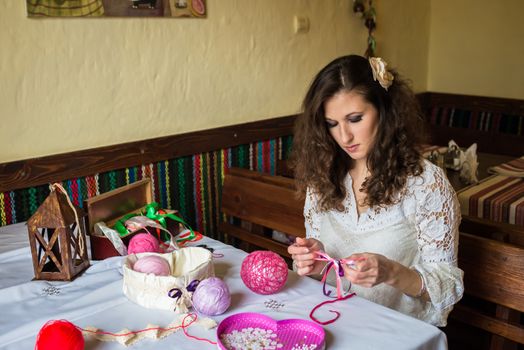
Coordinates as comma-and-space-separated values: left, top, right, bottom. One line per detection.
303, 160, 464, 326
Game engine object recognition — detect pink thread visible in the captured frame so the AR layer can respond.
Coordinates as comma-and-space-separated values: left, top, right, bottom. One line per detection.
79, 313, 217, 345
180, 314, 217, 344
133, 255, 171, 276
194, 244, 223, 259
125, 216, 174, 251
241, 251, 288, 295
309, 293, 356, 325
127, 233, 160, 254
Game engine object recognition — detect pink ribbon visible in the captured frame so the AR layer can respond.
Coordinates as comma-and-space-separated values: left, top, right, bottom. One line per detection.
314, 251, 364, 299
309, 251, 365, 325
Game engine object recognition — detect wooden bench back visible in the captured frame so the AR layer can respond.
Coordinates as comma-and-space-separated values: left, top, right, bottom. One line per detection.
459, 233, 524, 312
219, 167, 305, 257
453, 232, 524, 345
460, 215, 524, 247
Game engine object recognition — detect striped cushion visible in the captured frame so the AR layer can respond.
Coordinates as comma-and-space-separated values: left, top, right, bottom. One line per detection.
458, 175, 524, 226
488, 156, 524, 177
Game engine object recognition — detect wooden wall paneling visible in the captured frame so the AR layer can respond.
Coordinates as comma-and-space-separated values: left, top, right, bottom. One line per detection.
421, 92, 524, 157
427, 93, 524, 115
3, 92, 523, 194
429, 124, 523, 156
0, 115, 296, 193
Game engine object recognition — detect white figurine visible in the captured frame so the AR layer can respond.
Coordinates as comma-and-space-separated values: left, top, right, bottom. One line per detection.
459, 143, 479, 185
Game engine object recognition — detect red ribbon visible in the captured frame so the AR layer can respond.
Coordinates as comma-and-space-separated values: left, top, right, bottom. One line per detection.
309, 292, 356, 325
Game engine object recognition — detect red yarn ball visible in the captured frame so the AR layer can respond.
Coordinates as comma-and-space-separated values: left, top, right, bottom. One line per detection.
240, 250, 288, 295
35, 320, 84, 350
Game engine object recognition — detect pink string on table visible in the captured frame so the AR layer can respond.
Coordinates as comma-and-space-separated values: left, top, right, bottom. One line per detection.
309, 292, 356, 325
79, 313, 217, 345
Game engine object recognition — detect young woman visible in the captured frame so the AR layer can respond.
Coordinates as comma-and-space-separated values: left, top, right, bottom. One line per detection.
288, 55, 463, 326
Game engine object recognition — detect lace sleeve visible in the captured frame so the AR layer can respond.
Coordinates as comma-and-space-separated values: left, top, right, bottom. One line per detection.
412, 163, 464, 321
303, 187, 322, 240
414, 164, 461, 263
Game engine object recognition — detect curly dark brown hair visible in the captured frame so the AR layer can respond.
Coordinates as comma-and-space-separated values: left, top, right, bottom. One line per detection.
290, 55, 427, 211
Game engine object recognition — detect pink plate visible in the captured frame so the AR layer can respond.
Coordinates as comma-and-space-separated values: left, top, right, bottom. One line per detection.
217, 312, 325, 350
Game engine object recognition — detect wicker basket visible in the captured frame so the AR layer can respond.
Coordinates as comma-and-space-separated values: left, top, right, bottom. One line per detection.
123, 247, 214, 312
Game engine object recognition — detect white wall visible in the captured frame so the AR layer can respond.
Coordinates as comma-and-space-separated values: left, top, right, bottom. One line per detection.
428, 0, 524, 99
0, 0, 430, 163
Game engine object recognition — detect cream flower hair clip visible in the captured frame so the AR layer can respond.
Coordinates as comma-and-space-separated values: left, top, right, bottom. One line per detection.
369, 57, 394, 90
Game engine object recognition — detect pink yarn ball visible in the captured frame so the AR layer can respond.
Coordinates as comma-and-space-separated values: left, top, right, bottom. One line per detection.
128, 233, 160, 254
133, 255, 171, 276
240, 251, 288, 295
192, 277, 231, 316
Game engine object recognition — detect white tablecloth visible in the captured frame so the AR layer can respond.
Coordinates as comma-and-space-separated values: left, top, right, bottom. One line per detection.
0, 222, 447, 349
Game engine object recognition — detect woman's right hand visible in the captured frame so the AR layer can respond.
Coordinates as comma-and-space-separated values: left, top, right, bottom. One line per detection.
287, 237, 326, 276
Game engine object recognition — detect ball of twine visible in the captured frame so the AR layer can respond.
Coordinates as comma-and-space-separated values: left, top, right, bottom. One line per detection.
133, 255, 171, 276
240, 250, 288, 295
128, 233, 160, 254
35, 319, 84, 350
192, 277, 231, 316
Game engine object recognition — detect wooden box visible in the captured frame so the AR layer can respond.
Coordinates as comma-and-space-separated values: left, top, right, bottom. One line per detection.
85, 179, 180, 260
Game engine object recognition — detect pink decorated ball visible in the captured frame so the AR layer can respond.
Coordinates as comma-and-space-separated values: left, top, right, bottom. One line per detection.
133, 255, 171, 276
240, 250, 288, 295
128, 233, 160, 254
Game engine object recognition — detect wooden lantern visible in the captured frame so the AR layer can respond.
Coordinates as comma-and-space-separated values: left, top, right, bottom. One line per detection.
27, 184, 90, 281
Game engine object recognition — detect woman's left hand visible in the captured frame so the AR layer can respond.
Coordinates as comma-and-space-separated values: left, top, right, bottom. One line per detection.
341, 253, 396, 288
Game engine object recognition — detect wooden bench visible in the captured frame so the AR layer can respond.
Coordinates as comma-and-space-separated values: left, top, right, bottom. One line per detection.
451, 232, 524, 349
219, 167, 305, 258
220, 168, 524, 348
450, 216, 524, 349
460, 215, 524, 247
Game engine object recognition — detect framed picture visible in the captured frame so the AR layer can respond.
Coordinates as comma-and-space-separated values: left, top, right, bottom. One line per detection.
26, 0, 207, 18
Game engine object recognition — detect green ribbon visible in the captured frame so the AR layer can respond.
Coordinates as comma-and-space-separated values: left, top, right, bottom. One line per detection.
112, 202, 195, 243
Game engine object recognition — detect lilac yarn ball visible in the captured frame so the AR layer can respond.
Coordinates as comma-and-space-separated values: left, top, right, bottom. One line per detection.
241, 251, 288, 295
133, 255, 171, 276
192, 277, 231, 316
128, 233, 160, 254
